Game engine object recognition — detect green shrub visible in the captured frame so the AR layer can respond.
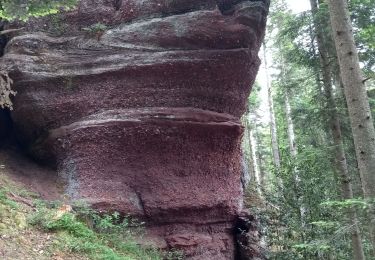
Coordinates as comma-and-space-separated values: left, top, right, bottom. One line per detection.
28, 201, 171, 260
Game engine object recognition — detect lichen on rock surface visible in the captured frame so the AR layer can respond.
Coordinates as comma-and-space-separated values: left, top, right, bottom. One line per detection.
1, 0, 269, 259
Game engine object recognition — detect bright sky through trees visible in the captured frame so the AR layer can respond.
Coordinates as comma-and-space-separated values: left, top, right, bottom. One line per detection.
286, 0, 311, 14
256, 0, 311, 123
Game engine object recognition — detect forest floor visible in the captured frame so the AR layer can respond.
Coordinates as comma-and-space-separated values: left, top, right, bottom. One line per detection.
0, 147, 170, 260
0, 147, 64, 201
0, 148, 87, 259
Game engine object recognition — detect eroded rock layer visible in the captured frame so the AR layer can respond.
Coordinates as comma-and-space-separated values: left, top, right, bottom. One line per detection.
2, 0, 269, 258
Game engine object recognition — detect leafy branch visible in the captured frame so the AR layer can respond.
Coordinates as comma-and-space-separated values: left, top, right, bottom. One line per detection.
0, 0, 78, 21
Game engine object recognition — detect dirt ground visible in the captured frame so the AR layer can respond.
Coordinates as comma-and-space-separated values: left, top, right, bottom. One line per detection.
0, 146, 87, 260
0, 146, 63, 201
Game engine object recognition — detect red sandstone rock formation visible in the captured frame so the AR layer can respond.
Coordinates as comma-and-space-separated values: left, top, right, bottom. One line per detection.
2, 0, 269, 258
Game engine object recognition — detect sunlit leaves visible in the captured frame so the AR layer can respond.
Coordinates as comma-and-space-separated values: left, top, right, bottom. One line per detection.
0, 0, 78, 21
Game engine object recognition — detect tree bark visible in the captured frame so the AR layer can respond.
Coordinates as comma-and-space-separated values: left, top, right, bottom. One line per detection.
248, 116, 263, 196
263, 44, 281, 174
284, 90, 306, 226
310, 1, 366, 259
285, 91, 297, 159
243, 111, 255, 188
327, 0, 375, 253
255, 126, 266, 190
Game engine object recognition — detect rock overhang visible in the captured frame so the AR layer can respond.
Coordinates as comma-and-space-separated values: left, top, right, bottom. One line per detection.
1, 0, 269, 259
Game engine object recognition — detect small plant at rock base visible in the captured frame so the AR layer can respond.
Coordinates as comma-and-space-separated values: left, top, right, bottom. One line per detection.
0, 174, 182, 259
82, 23, 108, 40
83, 23, 108, 33
29, 201, 170, 260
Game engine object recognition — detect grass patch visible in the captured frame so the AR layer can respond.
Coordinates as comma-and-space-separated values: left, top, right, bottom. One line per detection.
29, 201, 167, 260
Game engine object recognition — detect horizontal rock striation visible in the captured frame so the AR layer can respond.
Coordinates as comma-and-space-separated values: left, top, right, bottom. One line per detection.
2, 0, 269, 259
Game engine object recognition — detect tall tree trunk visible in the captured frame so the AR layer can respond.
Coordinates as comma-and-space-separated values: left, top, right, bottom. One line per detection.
285, 91, 297, 159
250, 128, 263, 196
332, 69, 364, 198
327, 0, 375, 253
255, 127, 266, 190
243, 111, 255, 189
284, 90, 305, 226
248, 115, 263, 196
263, 43, 281, 174
310, 1, 365, 258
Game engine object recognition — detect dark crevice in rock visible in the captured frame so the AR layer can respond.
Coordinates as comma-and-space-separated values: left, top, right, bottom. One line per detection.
234, 215, 251, 260
216, 0, 240, 13
234, 214, 265, 260
113, 0, 122, 11
27, 131, 58, 169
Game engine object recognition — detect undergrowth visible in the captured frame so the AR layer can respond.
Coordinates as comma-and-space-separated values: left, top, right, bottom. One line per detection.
0, 171, 184, 260
29, 201, 165, 260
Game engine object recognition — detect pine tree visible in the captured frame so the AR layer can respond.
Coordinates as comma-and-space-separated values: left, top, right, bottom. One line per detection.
263, 43, 282, 175
327, 0, 375, 253
309, 0, 365, 258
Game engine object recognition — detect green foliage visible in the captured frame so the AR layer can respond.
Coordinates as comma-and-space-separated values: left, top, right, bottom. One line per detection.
0, 0, 78, 107
310, 221, 339, 229
29, 201, 173, 260
0, 172, 182, 260
248, 81, 262, 111
245, 0, 375, 259
82, 23, 108, 34
349, 0, 375, 75
0, 188, 18, 209
0, 0, 78, 21
82, 23, 108, 40
293, 242, 331, 252
320, 198, 371, 210
48, 14, 69, 36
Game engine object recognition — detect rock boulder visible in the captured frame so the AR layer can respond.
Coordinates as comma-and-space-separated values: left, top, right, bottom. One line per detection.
2, 0, 269, 258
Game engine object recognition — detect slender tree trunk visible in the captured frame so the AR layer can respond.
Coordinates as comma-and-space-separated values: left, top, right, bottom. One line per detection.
310, 1, 365, 258
285, 91, 297, 159
248, 115, 263, 196
285, 90, 305, 226
327, 0, 375, 252
244, 113, 255, 186
244, 111, 266, 197
263, 43, 281, 173
255, 127, 266, 190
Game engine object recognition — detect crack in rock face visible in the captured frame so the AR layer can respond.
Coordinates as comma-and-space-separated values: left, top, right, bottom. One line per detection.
1, 0, 269, 259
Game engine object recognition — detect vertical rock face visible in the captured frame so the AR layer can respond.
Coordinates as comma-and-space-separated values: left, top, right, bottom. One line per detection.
2, 0, 269, 258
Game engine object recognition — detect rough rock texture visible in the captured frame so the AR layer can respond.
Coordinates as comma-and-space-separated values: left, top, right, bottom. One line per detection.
2, 0, 269, 258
